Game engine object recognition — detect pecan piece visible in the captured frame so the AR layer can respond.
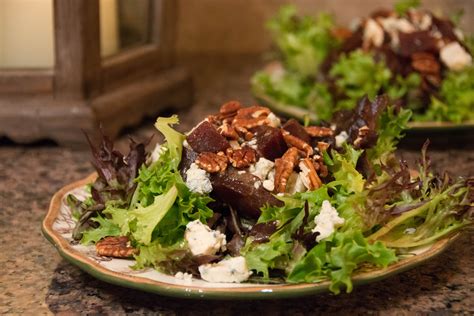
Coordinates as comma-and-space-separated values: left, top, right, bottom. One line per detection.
195, 151, 228, 173
96, 236, 137, 258
282, 131, 313, 157
217, 122, 239, 140
274, 147, 300, 193
316, 141, 330, 153
220, 100, 241, 116
354, 125, 370, 148
305, 126, 333, 137
234, 125, 254, 141
411, 52, 440, 74
226, 147, 257, 169
299, 158, 322, 190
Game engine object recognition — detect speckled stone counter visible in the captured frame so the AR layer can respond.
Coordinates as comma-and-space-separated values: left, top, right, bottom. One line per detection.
1, 56, 473, 315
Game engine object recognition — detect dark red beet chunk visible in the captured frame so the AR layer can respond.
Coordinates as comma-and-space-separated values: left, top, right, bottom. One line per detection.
179, 146, 199, 179
398, 31, 438, 57
253, 125, 287, 161
187, 121, 230, 153
210, 169, 283, 219
282, 119, 311, 143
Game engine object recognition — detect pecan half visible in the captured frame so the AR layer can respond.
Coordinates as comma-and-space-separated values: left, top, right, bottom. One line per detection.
234, 125, 254, 141
313, 155, 329, 178
226, 147, 257, 169
96, 236, 137, 258
217, 122, 239, 140
282, 131, 313, 157
354, 126, 370, 148
274, 147, 300, 193
305, 126, 333, 137
299, 158, 322, 190
195, 151, 228, 173
233, 106, 270, 129
219, 101, 241, 123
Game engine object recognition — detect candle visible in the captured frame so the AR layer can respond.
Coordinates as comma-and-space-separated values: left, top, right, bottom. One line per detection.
0, 0, 118, 69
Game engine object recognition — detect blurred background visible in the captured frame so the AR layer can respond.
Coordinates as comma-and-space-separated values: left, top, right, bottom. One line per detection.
0, 0, 472, 146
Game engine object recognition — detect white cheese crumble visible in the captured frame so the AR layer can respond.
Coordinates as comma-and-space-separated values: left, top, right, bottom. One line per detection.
312, 200, 345, 242
185, 220, 226, 256
440, 42, 472, 71
251, 158, 275, 180
263, 179, 275, 191
185, 163, 213, 194
253, 181, 262, 189
335, 131, 349, 148
183, 140, 190, 149
245, 138, 258, 150
198, 256, 251, 283
175, 272, 193, 283
266, 112, 281, 128
364, 19, 384, 47
149, 144, 168, 164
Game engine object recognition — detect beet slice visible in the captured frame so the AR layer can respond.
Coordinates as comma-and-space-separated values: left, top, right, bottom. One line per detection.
398, 31, 439, 57
187, 121, 230, 153
179, 146, 199, 179
253, 125, 288, 161
210, 168, 283, 219
282, 119, 311, 143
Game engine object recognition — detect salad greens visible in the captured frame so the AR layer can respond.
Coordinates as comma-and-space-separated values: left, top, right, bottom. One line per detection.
252, 2, 474, 124
69, 98, 473, 295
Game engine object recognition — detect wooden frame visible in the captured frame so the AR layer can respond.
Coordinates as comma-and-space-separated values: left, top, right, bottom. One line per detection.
0, 0, 192, 146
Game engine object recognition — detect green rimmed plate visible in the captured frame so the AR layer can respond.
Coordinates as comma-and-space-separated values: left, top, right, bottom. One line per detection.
42, 174, 461, 300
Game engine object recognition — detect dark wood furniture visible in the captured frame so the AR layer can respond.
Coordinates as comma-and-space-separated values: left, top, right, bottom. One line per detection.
0, 0, 192, 145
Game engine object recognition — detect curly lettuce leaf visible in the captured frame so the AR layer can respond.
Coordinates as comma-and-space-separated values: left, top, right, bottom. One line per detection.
81, 214, 121, 245
154, 115, 186, 169
268, 5, 338, 76
288, 231, 397, 294
418, 67, 474, 123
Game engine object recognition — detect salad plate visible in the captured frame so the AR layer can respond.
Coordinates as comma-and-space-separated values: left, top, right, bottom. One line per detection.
42, 174, 460, 299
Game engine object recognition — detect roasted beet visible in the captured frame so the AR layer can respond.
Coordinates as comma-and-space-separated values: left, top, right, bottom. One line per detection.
398, 31, 439, 57
186, 121, 230, 153
282, 119, 311, 144
179, 146, 199, 178
253, 125, 288, 161
210, 168, 283, 219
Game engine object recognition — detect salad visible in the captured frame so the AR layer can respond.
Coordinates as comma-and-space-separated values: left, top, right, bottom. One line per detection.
68, 97, 473, 294
252, 0, 474, 124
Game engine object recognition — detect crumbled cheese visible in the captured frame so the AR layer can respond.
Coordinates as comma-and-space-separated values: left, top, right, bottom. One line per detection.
312, 200, 345, 242
238, 170, 246, 175
418, 14, 432, 30
454, 28, 464, 41
379, 17, 414, 34
175, 272, 193, 283
266, 112, 281, 128
185, 220, 226, 256
262, 179, 275, 191
198, 256, 251, 283
183, 140, 190, 149
335, 131, 349, 148
185, 163, 212, 194
149, 144, 168, 163
251, 158, 275, 180
404, 227, 417, 235
364, 19, 384, 47
440, 42, 472, 71
253, 181, 262, 189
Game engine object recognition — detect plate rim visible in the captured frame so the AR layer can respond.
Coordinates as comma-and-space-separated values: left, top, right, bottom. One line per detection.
42, 173, 460, 300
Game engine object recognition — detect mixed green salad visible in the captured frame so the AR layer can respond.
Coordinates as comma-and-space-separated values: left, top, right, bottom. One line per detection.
252, 0, 474, 123
68, 96, 472, 294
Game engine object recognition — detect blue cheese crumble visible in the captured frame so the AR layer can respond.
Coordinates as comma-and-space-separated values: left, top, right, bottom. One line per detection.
198, 256, 251, 283
185, 220, 226, 256
312, 200, 345, 242
185, 163, 212, 194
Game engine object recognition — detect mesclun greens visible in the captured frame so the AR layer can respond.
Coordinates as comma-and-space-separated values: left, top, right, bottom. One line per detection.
69, 97, 472, 295
252, 2, 474, 124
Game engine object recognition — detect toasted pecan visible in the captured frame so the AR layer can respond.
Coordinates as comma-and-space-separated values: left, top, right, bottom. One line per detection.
274, 147, 300, 193
300, 158, 322, 190
96, 236, 137, 258
305, 126, 334, 137
195, 151, 228, 173
226, 147, 257, 169
282, 131, 313, 157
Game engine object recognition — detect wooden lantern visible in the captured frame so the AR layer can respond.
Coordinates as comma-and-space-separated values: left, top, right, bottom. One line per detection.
0, 0, 192, 145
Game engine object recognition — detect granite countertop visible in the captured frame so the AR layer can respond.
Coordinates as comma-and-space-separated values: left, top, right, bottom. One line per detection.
1, 56, 473, 315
